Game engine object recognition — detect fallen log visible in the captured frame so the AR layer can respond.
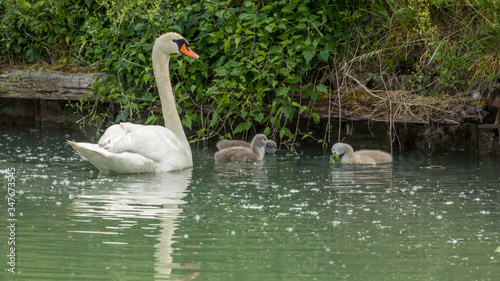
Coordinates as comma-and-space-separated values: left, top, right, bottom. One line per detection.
0, 68, 103, 101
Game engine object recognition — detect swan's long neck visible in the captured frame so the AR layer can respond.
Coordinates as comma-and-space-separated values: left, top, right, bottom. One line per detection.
344, 144, 354, 155
341, 144, 354, 161
152, 47, 191, 155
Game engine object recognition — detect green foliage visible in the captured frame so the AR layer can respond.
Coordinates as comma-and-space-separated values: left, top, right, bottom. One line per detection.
373, 0, 500, 94
183, 0, 346, 143
1, 0, 499, 147
330, 154, 343, 164
0, 0, 94, 63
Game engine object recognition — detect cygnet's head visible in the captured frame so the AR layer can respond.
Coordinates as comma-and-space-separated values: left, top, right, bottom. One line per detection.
252, 134, 269, 148
265, 140, 278, 153
155, 32, 199, 59
331, 142, 351, 157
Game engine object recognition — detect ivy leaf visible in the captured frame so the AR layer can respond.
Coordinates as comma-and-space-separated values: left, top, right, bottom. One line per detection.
319, 49, 330, 61
145, 114, 157, 125
234, 121, 251, 134
142, 73, 150, 84
210, 112, 219, 126
312, 113, 320, 124
279, 127, 291, 138
303, 50, 315, 65
252, 112, 264, 122
316, 84, 328, 94
115, 110, 130, 123
299, 105, 307, 114
279, 68, 289, 76
282, 5, 294, 13
298, 4, 308, 13
235, 37, 241, 49
214, 67, 228, 77
260, 4, 273, 11
134, 23, 144, 31
297, 23, 307, 30
283, 105, 294, 121
182, 115, 192, 129
138, 53, 146, 63
310, 91, 318, 102
275, 86, 289, 96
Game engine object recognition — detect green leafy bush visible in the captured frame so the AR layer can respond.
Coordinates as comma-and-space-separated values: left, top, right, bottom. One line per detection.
0, 0, 94, 63
1, 0, 499, 147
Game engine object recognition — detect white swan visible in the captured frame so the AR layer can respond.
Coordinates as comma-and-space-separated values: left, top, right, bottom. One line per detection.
332, 142, 392, 165
68, 32, 199, 173
216, 139, 278, 153
214, 134, 271, 162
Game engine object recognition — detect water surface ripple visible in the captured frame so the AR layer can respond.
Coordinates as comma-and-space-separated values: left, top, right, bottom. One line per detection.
0, 128, 498, 280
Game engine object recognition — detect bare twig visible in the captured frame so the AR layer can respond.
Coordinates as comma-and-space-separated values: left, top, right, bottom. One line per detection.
248, 4, 259, 60
77, 41, 86, 62
344, 72, 385, 100
208, 12, 229, 37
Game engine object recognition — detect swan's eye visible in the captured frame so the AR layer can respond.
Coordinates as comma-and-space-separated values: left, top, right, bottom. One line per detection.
173, 38, 190, 50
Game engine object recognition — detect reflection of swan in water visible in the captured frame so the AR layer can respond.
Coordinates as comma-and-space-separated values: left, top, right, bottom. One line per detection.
69, 169, 195, 279
330, 164, 394, 193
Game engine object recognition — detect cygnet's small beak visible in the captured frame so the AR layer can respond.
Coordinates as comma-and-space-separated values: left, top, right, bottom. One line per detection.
265, 142, 274, 149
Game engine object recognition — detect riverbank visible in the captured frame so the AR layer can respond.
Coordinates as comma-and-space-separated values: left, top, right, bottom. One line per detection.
1, 67, 499, 154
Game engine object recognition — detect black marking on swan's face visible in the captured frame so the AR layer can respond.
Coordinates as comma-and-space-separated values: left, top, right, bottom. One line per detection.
173, 38, 190, 51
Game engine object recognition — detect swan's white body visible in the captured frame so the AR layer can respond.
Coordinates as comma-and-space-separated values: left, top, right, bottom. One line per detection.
214, 134, 271, 162
332, 142, 392, 165
68, 33, 199, 173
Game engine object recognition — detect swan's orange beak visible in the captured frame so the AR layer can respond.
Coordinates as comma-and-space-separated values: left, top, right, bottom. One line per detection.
180, 44, 199, 59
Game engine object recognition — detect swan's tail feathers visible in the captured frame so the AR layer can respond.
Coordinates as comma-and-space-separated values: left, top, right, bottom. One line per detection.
66, 140, 77, 148
67, 140, 106, 162
67, 140, 89, 161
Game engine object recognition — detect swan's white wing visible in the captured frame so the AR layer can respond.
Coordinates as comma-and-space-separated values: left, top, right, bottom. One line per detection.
100, 124, 188, 162
98, 122, 143, 147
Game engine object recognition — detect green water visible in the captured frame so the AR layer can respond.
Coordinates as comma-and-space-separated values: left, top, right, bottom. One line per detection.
0, 128, 499, 280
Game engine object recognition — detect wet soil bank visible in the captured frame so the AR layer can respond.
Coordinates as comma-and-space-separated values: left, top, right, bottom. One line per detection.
1, 68, 499, 154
